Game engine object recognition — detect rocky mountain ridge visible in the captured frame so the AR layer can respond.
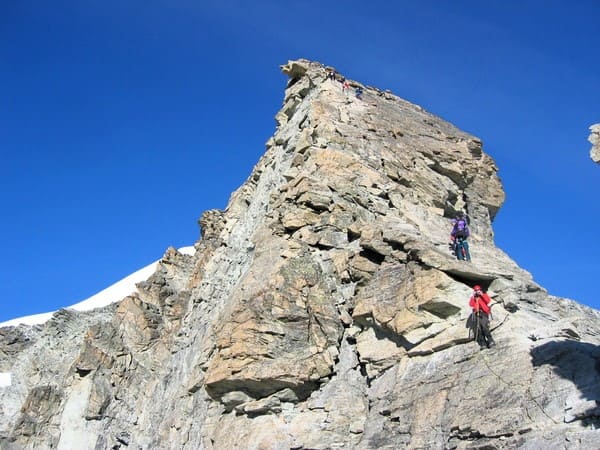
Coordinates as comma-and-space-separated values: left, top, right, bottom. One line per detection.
1, 59, 599, 449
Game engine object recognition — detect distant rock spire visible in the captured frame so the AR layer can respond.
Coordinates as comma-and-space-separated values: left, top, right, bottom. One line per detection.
589, 123, 600, 163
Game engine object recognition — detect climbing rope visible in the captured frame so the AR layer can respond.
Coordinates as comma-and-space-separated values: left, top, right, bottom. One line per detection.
477, 347, 560, 425
468, 309, 560, 425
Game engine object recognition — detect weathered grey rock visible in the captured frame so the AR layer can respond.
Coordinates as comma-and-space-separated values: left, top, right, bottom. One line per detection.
1, 59, 599, 449
589, 123, 600, 163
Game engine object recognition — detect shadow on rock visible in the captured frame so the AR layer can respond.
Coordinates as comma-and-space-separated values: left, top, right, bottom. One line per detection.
531, 339, 600, 426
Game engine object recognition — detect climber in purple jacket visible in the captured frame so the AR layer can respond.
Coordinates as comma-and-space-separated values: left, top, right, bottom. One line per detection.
450, 213, 471, 261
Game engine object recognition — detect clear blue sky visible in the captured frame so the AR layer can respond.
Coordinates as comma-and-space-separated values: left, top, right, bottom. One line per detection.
1, 1, 599, 323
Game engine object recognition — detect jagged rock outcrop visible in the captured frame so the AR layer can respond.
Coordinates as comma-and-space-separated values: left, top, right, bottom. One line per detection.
590, 123, 600, 163
1, 59, 599, 449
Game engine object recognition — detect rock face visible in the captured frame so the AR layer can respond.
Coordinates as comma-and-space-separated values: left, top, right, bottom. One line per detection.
1, 59, 599, 449
590, 123, 600, 163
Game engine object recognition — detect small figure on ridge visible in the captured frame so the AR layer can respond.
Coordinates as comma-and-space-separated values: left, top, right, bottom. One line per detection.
342, 80, 350, 95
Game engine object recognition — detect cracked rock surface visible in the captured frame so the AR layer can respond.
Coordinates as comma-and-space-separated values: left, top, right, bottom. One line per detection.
1, 59, 599, 449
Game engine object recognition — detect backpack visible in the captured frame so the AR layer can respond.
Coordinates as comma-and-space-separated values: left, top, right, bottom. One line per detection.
454, 219, 469, 239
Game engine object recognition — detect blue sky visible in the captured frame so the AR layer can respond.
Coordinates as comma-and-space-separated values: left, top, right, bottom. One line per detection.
1, 1, 599, 323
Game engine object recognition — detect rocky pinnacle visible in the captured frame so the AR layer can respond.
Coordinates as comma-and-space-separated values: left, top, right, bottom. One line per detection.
590, 123, 600, 164
1, 59, 599, 449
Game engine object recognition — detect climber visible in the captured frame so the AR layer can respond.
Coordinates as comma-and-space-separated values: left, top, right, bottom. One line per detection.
355, 87, 364, 99
342, 80, 350, 95
450, 213, 471, 261
468, 285, 495, 349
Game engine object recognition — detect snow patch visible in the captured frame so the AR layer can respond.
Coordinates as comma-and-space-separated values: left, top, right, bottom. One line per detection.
0, 246, 196, 328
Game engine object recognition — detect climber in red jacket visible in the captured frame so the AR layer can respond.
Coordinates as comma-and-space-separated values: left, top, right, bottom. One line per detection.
469, 285, 495, 349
